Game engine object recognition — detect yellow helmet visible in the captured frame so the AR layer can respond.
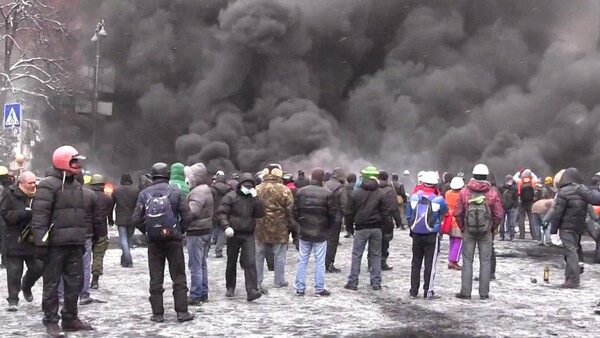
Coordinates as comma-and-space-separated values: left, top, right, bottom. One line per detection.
544, 176, 553, 185
0, 166, 8, 176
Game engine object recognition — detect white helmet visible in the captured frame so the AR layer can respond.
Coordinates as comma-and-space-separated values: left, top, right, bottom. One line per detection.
421, 171, 439, 185
450, 177, 465, 190
472, 164, 489, 176
417, 171, 425, 182
403, 169, 410, 176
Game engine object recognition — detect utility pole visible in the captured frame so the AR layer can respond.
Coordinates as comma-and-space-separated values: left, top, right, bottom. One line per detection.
91, 20, 107, 153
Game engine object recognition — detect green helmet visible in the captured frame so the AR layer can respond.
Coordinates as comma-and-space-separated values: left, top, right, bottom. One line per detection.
361, 166, 379, 178
90, 174, 105, 185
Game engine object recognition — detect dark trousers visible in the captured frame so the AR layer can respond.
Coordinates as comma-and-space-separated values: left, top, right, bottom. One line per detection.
0, 223, 6, 266
42, 246, 84, 325
148, 240, 188, 315
325, 222, 342, 266
6, 255, 43, 304
265, 244, 274, 271
226, 233, 258, 294
410, 233, 439, 297
491, 240, 496, 276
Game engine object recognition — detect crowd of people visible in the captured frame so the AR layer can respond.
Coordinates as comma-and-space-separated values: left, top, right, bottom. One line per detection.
1, 145, 600, 337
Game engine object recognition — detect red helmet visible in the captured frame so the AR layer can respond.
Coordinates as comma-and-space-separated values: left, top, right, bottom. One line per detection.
52, 146, 86, 174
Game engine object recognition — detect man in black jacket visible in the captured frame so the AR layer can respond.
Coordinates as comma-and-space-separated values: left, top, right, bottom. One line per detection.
112, 173, 139, 267
210, 172, 232, 258
0, 166, 15, 269
1, 171, 42, 311
343, 173, 357, 238
378, 171, 402, 271
131, 162, 194, 323
499, 175, 518, 241
294, 168, 337, 296
324, 167, 346, 273
89, 175, 114, 289
31, 146, 92, 336
550, 168, 589, 289
217, 173, 265, 301
344, 166, 388, 291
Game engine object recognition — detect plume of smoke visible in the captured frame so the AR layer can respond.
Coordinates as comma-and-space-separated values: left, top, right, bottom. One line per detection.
36, 0, 600, 182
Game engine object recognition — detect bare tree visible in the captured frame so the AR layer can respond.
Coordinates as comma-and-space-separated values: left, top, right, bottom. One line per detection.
0, 0, 72, 108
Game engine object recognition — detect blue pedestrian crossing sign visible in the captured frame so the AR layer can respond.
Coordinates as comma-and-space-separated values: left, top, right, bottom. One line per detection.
3, 103, 21, 129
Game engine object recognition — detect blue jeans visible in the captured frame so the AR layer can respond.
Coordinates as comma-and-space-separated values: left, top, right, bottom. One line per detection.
212, 227, 226, 256
187, 235, 211, 299
347, 228, 382, 287
118, 226, 134, 266
295, 240, 327, 293
59, 238, 92, 300
256, 241, 287, 287
500, 208, 517, 239
532, 213, 543, 241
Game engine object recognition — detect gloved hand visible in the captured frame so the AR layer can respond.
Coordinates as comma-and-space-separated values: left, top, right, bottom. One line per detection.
225, 227, 235, 238
249, 188, 257, 198
293, 238, 299, 251
109, 220, 115, 227
383, 232, 393, 242
542, 221, 549, 230
35, 246, 48, 262
550, 234, 562, 246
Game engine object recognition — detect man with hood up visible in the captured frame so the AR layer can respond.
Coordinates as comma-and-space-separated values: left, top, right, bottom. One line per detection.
88, 175, 114, 290
111, 173, 139, 267
255, 164, 296, 292
324, 167, 347, 273
210, 172, 232, 258
499, 175, 518, 241
454, 164, 502, 301
294, 170, 309, 189
344, 166, 388, 291
549, 167, 588, 289
217, 173, 265, 301
377, 170, 402, 271
169, 163, 189, 196
185, 163, 214, 305
31, 146, 92, 336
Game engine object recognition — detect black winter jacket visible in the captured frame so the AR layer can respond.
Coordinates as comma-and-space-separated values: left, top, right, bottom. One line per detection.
324, 178, 347, 225
379, 181, 401, 233
294, 181, 337, 242
211, 178, 233, 224
31, 168, 87, 247
216, 174, 265, 233
111, 174, 139, 226
91, 185, 114, 239
82, 186, 101, 239
1, 185, 34, 256
550, 168, 588, 235
345, 178, 388, 232
131, 179, 192, 241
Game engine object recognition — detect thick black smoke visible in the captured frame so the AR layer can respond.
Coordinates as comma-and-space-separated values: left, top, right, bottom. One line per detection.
39, 0, 600, 179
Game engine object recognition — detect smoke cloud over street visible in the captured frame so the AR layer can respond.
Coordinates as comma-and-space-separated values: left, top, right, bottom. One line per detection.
43, 0, 600, 178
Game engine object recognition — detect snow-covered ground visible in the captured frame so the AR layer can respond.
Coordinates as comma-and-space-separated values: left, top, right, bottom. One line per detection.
1, 229, 599, 337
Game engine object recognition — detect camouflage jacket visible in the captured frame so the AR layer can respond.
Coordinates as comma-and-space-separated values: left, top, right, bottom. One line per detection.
255, 175, 295, 244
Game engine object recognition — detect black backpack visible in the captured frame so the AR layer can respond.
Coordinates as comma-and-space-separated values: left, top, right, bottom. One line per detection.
520, 178, 535, 204
465, 192, 492, 235
501, 187, 517, 209
144, 186, 180, 240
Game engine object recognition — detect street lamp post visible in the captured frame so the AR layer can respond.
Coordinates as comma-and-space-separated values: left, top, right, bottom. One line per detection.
91, 20, 107, 153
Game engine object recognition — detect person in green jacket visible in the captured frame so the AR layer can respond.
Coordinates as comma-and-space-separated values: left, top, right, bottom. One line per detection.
170, 163, 190, 196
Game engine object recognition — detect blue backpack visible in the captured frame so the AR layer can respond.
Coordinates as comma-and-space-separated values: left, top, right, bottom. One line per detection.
144, 186, 179, 240
409, 195, 435, 234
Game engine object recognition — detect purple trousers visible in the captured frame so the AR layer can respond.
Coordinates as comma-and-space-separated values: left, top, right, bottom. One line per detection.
448, 236, 462, 263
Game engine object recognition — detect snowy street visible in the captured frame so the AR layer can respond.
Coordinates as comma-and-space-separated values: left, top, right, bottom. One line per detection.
1, 229, 599, 337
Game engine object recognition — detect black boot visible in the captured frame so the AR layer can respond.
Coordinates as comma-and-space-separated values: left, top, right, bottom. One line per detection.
90, 275, 99, 289
46, 322, 65, 337
177, 311, 195, 323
